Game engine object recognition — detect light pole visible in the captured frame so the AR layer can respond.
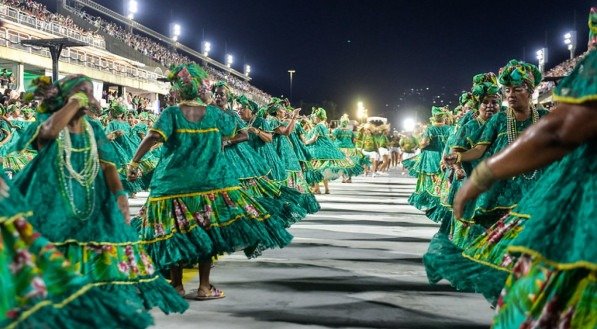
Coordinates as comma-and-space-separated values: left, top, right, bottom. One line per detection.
356, 101, 365, 123
126, 0, 138, 20
535, 48, 547, 73
564, 31, 577, 59
244, 64, 251, 77
288, 69, 295, 101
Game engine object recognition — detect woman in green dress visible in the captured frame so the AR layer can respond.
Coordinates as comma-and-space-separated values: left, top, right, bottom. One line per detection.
332, 114, 364, 183
128, 64, 292, 299
105, 102, 144, 196
0, 171, 154, 329
407, 106, 452, 213
13, 75, 188, 318
423, 78, 507, 304
454, 42, 597, 329
305, 108, 356, 194
239, 98, 320, 214
130, 112, 160, 190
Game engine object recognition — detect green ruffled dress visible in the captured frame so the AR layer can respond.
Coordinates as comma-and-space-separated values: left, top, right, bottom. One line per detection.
288, 124, 323, 186
133, 105, 293, 268
131, 122, 160, 190
0, 120, 35, 177
407, 124, 452, 212
248, 118, 319, 214
492, 50, 597, 329
0, 171, 153, 329
219, 108, 308, 228
306, 123, 357, 180
268, 117, 312, 194
105, 120, 144, 194
332, 127, 365, 178
12, 117, 188, 317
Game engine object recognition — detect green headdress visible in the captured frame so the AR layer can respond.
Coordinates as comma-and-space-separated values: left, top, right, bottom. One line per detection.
27, 75, 92, 114
458, 91, 475, 108
166, 63, 208, 101
313, 107, 327, 120
109, 101, 128, 117
237, 95, 259, 114
430, 106, 447, 123
22, 107, 35, 116
138, 111, 150, 120
498, 59, 542, 90
0, 104, 5, 116
267, 97, 284, 115
339, 113, 350, 127
589, 7, 597, 47
472, 72, 501, 103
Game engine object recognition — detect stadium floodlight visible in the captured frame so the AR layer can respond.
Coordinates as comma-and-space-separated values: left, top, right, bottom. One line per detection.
226, 54, 233, 68
202, 41, 211, 57
127, 0, 138, 18
171, 23, 181, 41
535, 48, 547, 73
356, 101, 365, 121
563, 31, 576, 59
244, 64, 251, 76
403, 118, 416, 132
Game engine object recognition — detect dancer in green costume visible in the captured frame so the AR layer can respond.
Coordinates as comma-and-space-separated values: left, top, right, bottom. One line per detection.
305, 107, 356, 194
0, 171, 154, 329
446, 60, 549, 224
12, 75, 188, 318
239, 98, 320, 214
423, 76, 506, 304
407, 106, 452, 213
128, 64, 292, 299
332, 114, 365, 183
105, 102, 144, 196
455, 39, 597, 329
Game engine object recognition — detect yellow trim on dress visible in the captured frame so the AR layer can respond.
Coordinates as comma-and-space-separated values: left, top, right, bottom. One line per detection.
175, 128, 219, 134
506, 245, 597, 271
552, 93, 597, 104
148, 186, 241, 202
0, 211, 34, 223
461, 252, 513, 273
149, 128, 168, 142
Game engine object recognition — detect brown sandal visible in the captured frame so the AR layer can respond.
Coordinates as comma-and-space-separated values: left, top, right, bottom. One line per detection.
189, 285, 225, 301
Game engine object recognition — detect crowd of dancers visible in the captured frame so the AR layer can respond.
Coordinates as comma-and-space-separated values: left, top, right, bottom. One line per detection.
405, 9, 596, 329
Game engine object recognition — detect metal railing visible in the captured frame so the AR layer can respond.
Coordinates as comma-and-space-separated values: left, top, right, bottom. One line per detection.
0, 4, 105, 49
0, 26, 165, 84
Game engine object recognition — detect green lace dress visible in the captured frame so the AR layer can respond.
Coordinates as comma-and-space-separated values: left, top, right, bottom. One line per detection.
0, 171, 155, 329
105, 120, 144, 194
131, 122, 160, 190
219, 108, 308, 228
492, 49, 597, 329
407, 124, 452, 212
332, 127, 365, 178
306, 123, 356, 180
12, 116, 188, 318
133, 105, 293, 268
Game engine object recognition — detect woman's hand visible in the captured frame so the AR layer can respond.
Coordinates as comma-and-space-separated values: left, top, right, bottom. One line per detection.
453, 179, 483, 219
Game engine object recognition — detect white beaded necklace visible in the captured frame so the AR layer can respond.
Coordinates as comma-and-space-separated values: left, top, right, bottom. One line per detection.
57, 119, 100, 220
506, 107, 539, 180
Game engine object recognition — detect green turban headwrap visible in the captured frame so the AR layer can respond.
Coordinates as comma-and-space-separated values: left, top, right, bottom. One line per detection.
237, 95, 259, 114
431, 106, 446, 116
267, 98, 284, 115
340, 114, 350, 127
27, 74, 92, 114
498, 59, 542, 90
472, 72, 501, 103
139, 111, 150, 120
167, 63, 208, 101
313, 107, 327, 120
109, 102, 127, 117
459, 92, 475, 108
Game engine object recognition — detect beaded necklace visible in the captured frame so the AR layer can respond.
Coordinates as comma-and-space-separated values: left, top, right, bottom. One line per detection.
56, 119, 100, 220
506, 107, 539, 180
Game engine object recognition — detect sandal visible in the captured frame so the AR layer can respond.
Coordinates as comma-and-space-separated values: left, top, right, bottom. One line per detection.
189, 285, 225, 301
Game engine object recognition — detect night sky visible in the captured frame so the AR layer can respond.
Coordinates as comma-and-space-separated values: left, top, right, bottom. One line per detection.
46, 0, 592, 124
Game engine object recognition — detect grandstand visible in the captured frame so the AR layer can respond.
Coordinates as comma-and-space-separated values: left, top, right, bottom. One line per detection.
0, 0, 272, 111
